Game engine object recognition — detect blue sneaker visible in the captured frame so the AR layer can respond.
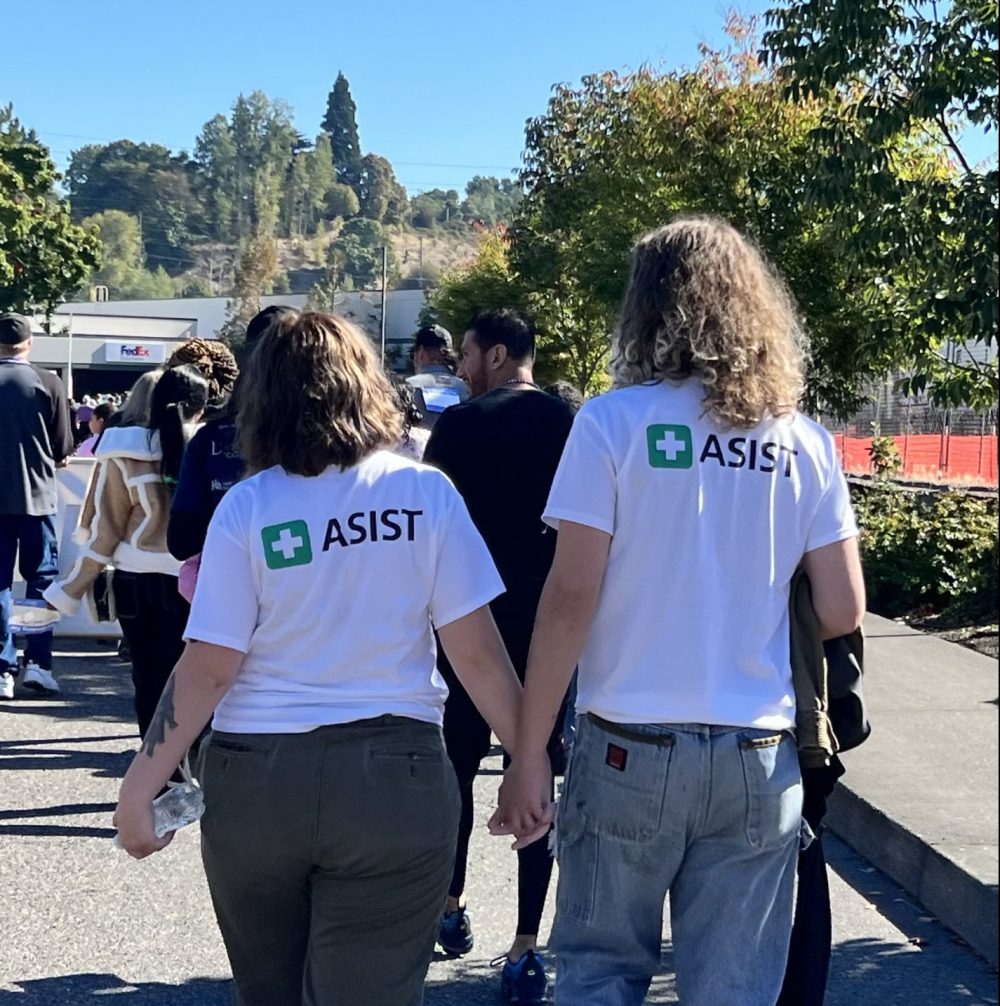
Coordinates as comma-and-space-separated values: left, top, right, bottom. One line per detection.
438, 907, 474, 956
492, 950, 548, 1004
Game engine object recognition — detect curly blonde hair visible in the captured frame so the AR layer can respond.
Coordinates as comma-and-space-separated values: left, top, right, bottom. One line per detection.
612, 216, 807, 429
238, 311, 402, 476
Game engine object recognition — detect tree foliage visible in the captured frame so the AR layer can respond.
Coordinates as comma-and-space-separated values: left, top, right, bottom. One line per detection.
82, 210, 175, 300
431, 18, 974, 405
357, 154, 408, 225
218, 236, 279, 350
0, 112, 100, 315
66, 140, 199, 271
322, 73, 363, 189
763, 0, 999, 409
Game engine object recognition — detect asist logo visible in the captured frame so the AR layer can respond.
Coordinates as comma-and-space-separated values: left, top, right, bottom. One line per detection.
261, 520, 313, 570
646, 423, 800, 478
647, 424, 693, 468
120, 345, 151, 358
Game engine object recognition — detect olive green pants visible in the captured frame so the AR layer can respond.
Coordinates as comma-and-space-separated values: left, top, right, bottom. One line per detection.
199, 715, 460, 1006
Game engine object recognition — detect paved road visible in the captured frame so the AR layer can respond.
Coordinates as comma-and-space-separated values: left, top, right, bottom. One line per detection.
1, 641, 996, 1005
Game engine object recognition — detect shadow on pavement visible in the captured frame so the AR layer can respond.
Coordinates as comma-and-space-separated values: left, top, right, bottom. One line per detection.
0, 800, 118, 839
0, 737, 134, 777
0, 974, 233, 1004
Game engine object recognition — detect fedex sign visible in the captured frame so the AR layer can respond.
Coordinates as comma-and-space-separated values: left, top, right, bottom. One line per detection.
103, 341, 167, 365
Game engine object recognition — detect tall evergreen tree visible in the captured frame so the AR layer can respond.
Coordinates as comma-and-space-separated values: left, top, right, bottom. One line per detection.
321, 73, 363, 189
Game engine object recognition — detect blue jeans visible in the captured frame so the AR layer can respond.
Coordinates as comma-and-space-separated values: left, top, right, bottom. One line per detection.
0, 513, 59, 672
552, 714, 803, 1006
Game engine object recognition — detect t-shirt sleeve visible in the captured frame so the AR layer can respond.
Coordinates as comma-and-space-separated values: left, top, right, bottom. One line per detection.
542, 405, 617, 535
184, 492, 259, 652
805, 437, 860, 552
430, 482, 505, 629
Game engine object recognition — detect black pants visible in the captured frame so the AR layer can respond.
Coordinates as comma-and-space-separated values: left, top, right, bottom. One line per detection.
112, 571, 189, 740
441, 587, 562, 937
777, 757, 846, 1006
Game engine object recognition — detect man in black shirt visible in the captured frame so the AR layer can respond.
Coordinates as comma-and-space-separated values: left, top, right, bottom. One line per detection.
424, 309, 575, 1004
0, 314, 74, 698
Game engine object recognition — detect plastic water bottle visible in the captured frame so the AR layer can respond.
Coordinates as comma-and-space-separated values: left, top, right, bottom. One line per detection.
113, 781, 204, 848
151, 782, 205, 836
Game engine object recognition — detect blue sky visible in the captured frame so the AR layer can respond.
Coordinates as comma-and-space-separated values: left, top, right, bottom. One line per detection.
1, 0, 994, 194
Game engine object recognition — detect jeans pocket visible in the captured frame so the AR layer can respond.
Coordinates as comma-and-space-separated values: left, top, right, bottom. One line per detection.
567, 717, 674, 842
738, 731, 803, 850
555, 798, 598, 925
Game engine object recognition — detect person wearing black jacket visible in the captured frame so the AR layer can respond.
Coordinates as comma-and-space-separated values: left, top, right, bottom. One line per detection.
168, 306, 292, 561
0, 314, 74, 698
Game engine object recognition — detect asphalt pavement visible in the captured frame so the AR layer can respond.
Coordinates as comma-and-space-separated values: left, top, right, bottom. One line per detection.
1, 640, 996, 1005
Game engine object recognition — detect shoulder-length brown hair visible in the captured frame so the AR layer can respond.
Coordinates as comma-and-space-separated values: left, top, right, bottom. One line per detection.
238, 311, 402, 476
611, 216, 807, 430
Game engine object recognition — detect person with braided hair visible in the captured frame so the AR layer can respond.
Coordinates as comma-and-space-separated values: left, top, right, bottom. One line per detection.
167, 338, 239, 415
168, 307, 293, 563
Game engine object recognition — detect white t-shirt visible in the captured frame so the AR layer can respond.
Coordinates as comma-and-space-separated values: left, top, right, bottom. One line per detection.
185, 450, 505, 732
543, 380, 859, 730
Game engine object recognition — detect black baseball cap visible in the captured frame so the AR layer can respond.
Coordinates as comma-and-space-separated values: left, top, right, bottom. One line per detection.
246, 305, 295, 348
412, 324, 453, 352
0, 313, 32, 346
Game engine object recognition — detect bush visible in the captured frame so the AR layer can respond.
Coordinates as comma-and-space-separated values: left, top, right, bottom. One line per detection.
868, 434, 902, 478
852, 483, 998, 617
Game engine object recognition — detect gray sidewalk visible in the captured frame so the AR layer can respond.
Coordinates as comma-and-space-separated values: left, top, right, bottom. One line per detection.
1, 640, 997, 1004
828, 614, 999, 966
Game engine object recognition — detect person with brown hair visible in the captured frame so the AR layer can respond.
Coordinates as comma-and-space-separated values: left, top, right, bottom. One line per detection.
496, 217, 866, 1004
113, 311, 526, 1006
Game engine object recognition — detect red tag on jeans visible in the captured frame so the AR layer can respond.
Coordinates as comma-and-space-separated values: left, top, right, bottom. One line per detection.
606, 743, 628, 772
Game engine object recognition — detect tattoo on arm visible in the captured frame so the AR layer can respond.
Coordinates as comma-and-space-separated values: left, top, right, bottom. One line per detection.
140, 674, 178, 758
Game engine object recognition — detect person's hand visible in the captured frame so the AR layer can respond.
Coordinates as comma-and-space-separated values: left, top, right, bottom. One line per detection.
113, 793, 174, 860
488, 752, 555, 850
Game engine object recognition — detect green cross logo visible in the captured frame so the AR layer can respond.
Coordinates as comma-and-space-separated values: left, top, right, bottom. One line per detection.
261, 520, 313, 569
647, 424, 693, 469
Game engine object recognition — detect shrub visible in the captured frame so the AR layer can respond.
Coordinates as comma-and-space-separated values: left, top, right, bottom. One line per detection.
852, 483, 998, 617
868, 434, 902, 478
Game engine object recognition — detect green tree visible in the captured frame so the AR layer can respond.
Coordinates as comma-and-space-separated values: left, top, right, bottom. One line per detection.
325, 217, 396, 290
194, 115, 237, 241
325, 182, 361, 220
763, 0, 999, 408
82, 210, 175, 300
461, 176, 523, 226
410, 188, 461, 229
357, 154, 408, 224
228, 92, 300, 239
0, 120, 100, 316
459, 19, 951, 402
65, 140, 199, 271
305, 134, 338, 227
321, 73, 363, 189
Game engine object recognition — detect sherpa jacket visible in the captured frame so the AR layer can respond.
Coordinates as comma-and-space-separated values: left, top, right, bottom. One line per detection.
44, 426, 182, 617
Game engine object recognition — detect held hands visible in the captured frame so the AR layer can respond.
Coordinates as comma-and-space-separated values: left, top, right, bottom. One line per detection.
488, 752, 556, 851
113, 792, 174, 860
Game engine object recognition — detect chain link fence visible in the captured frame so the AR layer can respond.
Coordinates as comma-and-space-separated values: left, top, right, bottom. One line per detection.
821, 383, 998, 485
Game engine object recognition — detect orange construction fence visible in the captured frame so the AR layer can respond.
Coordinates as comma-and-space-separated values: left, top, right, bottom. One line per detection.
835, 433, 998, 486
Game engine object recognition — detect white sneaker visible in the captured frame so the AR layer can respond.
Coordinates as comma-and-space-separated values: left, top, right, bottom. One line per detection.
1, 672, 14, 700
22, 663, 60, 695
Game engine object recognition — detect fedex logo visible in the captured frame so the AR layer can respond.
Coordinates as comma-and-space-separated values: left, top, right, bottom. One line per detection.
120, 345, 151, 358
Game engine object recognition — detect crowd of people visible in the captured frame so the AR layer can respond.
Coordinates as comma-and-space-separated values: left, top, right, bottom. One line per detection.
0, 214, 865, 1006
